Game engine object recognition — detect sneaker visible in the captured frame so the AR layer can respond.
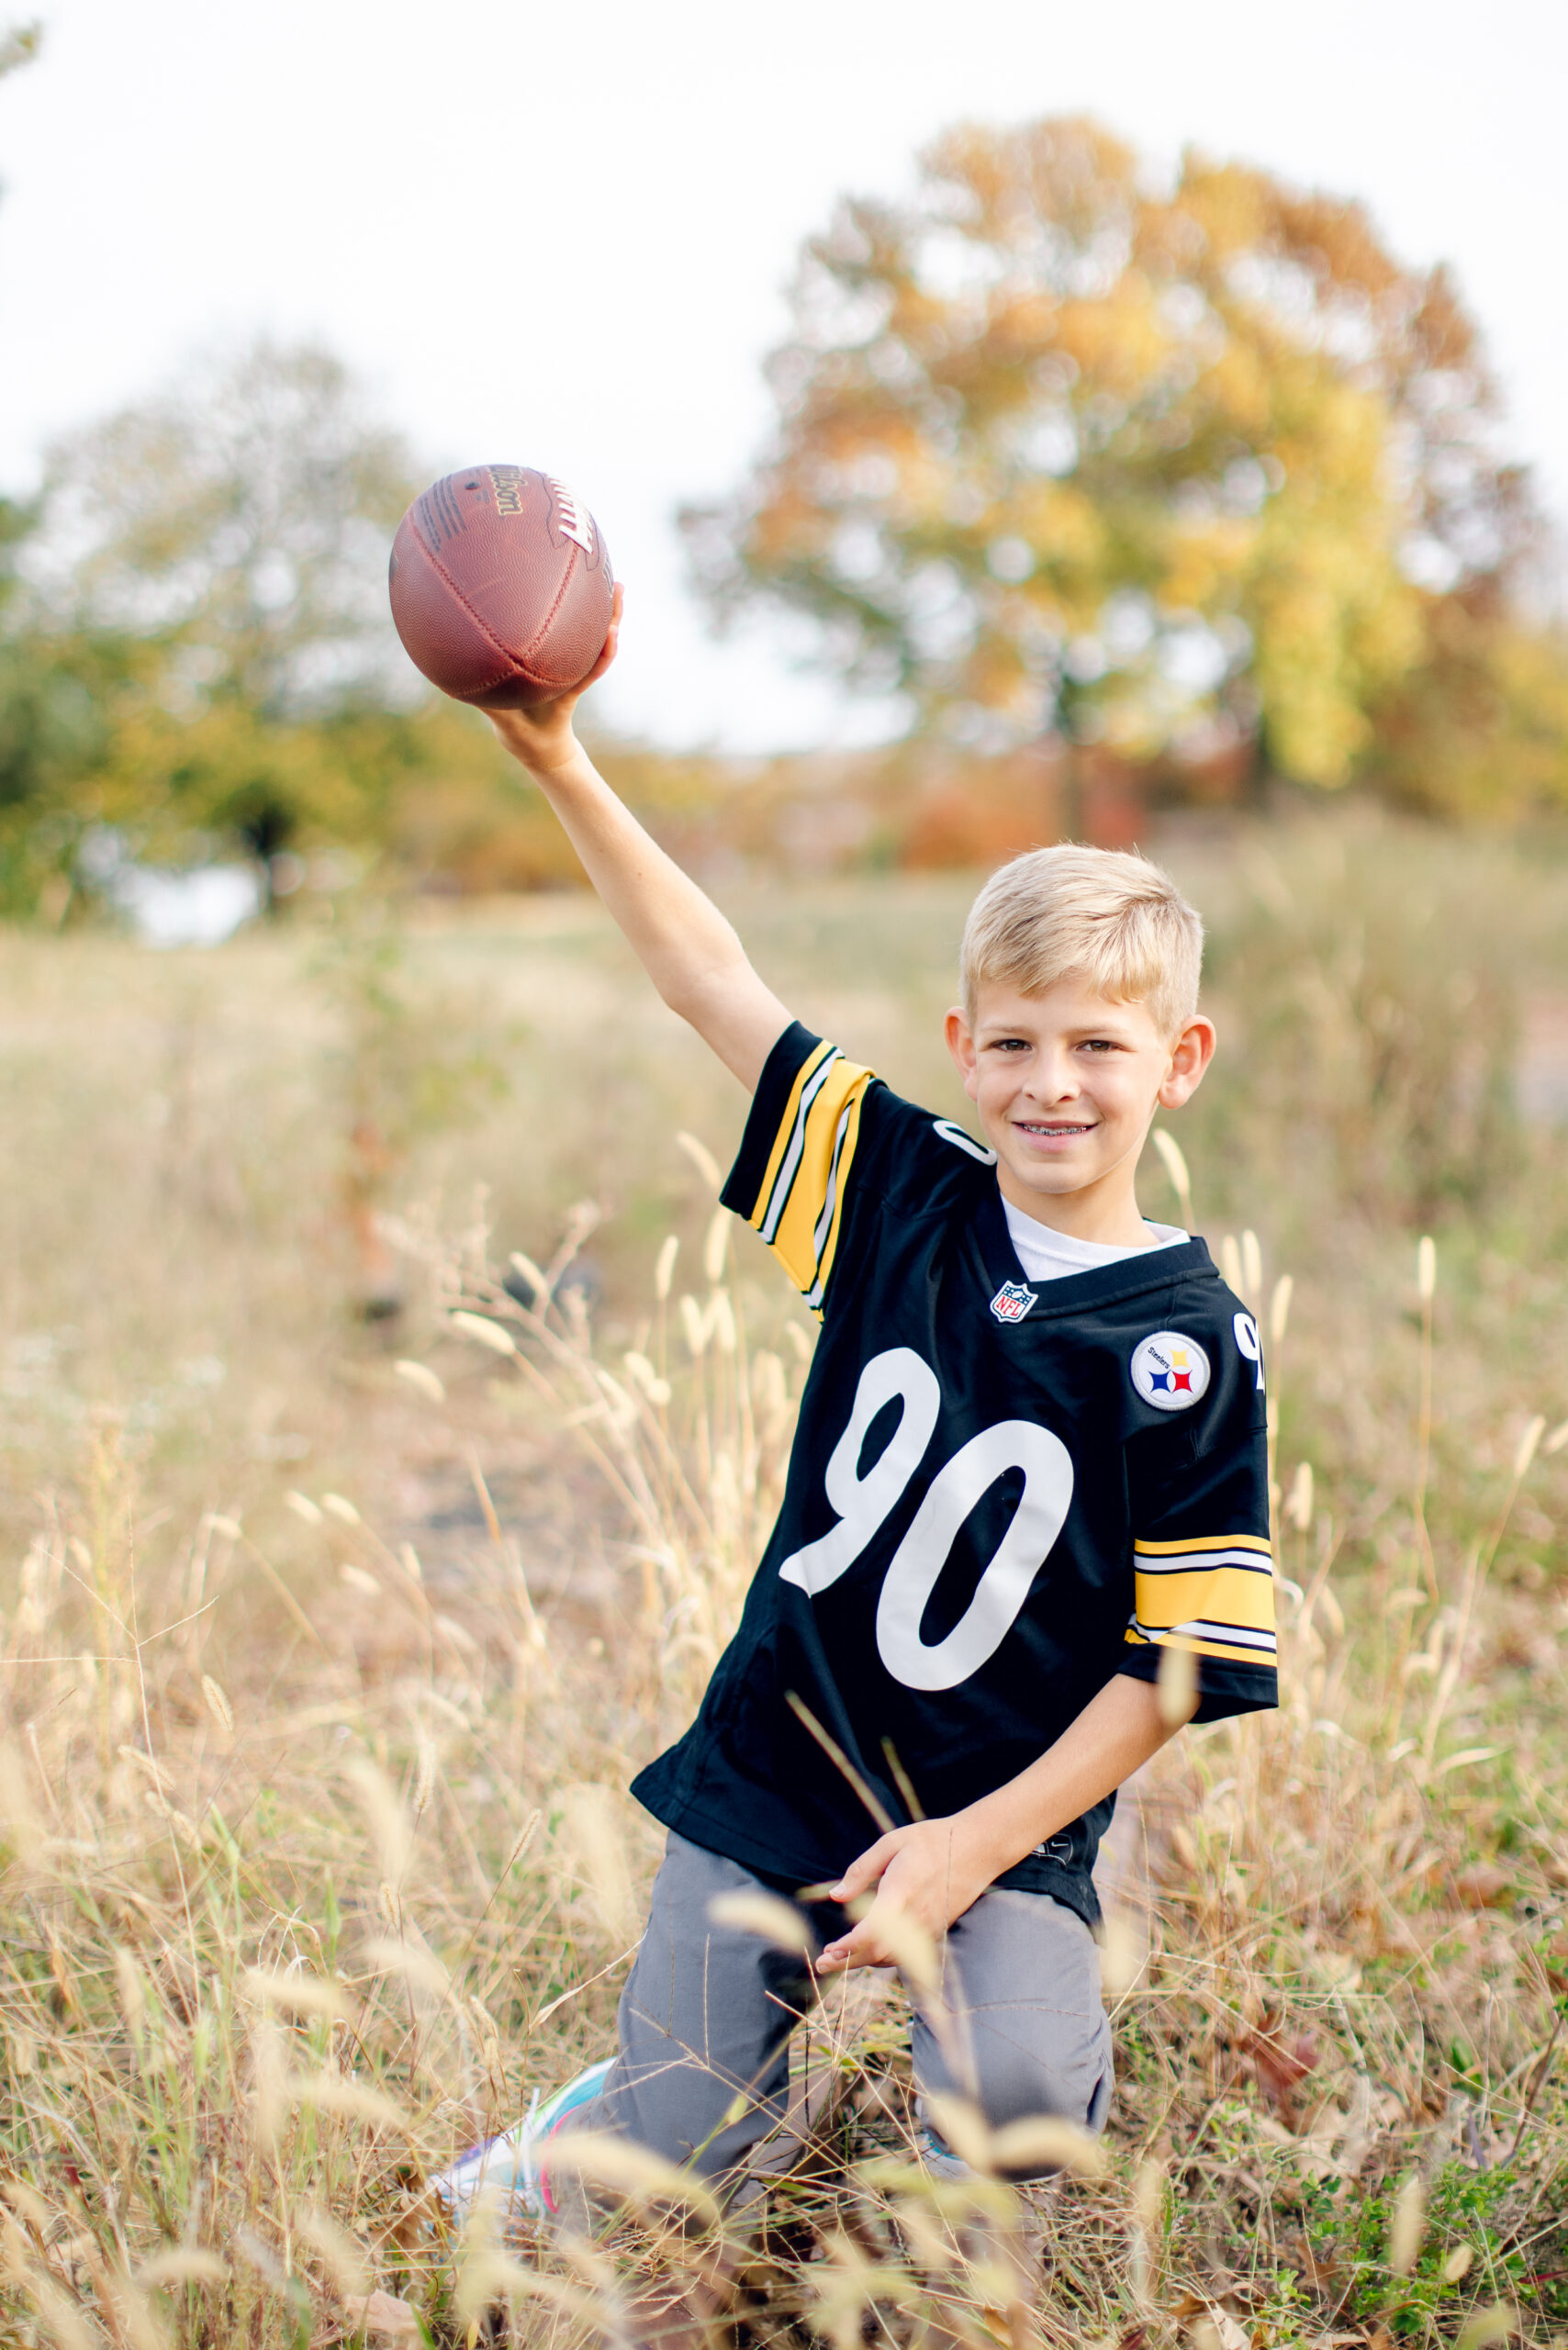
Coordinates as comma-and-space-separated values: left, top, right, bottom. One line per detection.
433, 2056, 615, 2222
918, 2125, 974, 2181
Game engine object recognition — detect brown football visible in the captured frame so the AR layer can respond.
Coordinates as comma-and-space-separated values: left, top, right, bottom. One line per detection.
387, 464, 614, 709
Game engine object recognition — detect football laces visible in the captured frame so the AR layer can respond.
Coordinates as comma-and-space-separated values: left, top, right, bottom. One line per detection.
548, 477, 595, 558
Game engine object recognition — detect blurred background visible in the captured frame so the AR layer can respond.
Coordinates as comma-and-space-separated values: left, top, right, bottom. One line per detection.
4, 0, 1568, 918
2, 0, 1565, 1494
0, 9, 1566, 2344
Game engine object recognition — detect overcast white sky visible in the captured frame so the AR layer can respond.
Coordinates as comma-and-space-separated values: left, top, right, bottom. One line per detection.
1, 0, 1564, 751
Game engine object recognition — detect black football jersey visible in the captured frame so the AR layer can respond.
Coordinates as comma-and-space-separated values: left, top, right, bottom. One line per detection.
631, 1024, 1276, 1926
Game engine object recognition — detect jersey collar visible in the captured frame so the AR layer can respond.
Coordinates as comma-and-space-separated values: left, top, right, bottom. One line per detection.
972, 1181, 1215, 1317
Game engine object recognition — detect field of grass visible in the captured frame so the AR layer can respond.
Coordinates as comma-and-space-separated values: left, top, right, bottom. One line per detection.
0, 807, 1565, 2349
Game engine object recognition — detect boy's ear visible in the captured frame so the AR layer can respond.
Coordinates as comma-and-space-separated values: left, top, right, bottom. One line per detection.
1158, 1014, 1216, 1109
944, 1007, 980, 1102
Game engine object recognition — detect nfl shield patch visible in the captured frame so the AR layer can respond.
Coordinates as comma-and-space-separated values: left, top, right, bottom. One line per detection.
990, 1280, 1036, 1325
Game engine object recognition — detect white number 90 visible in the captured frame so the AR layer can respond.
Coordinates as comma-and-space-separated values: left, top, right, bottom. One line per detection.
778, 1348, 1074, 1692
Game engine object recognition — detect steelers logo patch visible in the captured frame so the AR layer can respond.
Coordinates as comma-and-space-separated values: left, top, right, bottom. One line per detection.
1130, 1330, 1211, 1411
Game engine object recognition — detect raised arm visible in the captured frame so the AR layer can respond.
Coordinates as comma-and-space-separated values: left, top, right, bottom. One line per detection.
487, 593, 791, 1092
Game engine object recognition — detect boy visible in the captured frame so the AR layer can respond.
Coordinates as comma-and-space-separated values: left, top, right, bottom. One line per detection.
442, 594, 1276, 2222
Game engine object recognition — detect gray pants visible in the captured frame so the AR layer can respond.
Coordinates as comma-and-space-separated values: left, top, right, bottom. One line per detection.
572, 1832, 1112, 2201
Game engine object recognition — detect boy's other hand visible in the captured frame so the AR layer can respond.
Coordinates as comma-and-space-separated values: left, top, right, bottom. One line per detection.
487, 582, 623, 779
816, 1818, 992, 1971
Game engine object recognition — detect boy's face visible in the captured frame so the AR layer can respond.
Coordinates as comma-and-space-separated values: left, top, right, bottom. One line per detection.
945, 976, 1215, 1234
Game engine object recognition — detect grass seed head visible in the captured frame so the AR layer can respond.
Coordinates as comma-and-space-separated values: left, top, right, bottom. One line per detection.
450, 1310, 517, 1356
135, 2249, 228, 2289
679, 1293, 711, 1357
707, 1889, 814, 1953
1285, 1460, 1314, 1530
295, 2203, 370, 2298
543, 2127, 722, 2226
559, 1781, 638, 1946
343, 1756, 412, 1886
1453, 2309, 1515, 2350
988, 2113, 1106, 2176
241, 1966, 350, 2021
508, 1249, 546, 1300
362, 1937, 450, 2002
1241, 1227, 1262, 1303
1386, 2172, 1426, 2274
920, 2094, 993, 2173
394, 1359, 445, 1404
1158, 1638, 1199, 1727
0, 1741, 42, 1867
1270, 1271, 1293, 1345
1134, 2154, 1165, 2237
286, 2068, 409, 2132
675, 1130, 722, 1192
1512, 1413, 1546, 1480
199, 1673, 234, 1738
1149, 1126, 1193, 1224
703, 1206, 732, 1283
1100, 1910, 1146, 1999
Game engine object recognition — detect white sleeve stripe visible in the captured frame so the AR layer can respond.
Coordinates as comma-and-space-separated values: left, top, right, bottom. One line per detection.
758, 1047, 838, 1242
1128, 1614, 1278, 1655
1134, 1550, 1274, 1578
811, 1102, 856, 1260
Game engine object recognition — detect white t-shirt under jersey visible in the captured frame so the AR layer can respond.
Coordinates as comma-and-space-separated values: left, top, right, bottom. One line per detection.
1002, 1196, 1188, 1284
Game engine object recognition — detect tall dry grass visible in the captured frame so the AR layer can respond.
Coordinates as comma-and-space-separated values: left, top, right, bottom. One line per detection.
0, 812, 1564, 2345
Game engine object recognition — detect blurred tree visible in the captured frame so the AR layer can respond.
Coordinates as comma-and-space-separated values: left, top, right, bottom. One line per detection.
0, 55, 553, 912
0, 20, 113, 914
1370, 595, 1568, 818
684, 117, 1551, 801
0, 341, 429, 906
0, 22, 42, 595
0, 20, 39, 75
36, 339, 417, 719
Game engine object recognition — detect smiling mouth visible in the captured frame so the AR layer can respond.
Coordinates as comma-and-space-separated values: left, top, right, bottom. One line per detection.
1016, 1120, 1096, 1138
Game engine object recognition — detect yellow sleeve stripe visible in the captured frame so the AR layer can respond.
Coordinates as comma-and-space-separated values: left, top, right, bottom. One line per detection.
1135, 1533, 1272, 1558
749, 1045, 874, 1308
1127, 1547, 1278, 1666
1133, 1565, 1276, 1633
752, 1039, 838, 1233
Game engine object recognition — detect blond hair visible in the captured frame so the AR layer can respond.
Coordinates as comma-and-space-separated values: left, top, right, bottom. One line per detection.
960, 844, 1203, 1036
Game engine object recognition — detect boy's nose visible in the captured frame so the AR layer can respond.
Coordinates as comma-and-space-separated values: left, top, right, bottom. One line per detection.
1025, 1055, 1079, 1102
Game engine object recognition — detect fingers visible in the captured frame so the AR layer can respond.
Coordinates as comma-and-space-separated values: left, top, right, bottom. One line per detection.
828, 1834, 896, 1905
581, 582, 624, 689
484, 584, 622, 759
817, 1918, 879, 1972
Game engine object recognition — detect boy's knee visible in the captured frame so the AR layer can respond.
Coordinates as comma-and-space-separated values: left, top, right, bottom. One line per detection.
917, 1889, 1114, 2157
969, 2032, 1113, 2140
919, 2039, 1111, 2182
